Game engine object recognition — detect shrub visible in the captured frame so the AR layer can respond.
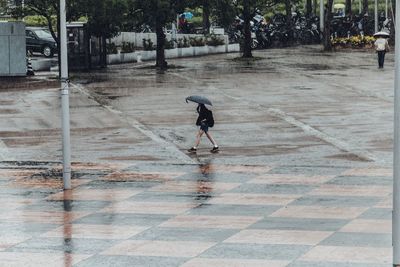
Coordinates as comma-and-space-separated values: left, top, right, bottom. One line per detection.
106, 43, 118, 54
332, 35, 375, 48
177, 37, 190, 48
190, 16, 203, 28
364, 36, 376, 45
24, 15, 54, 27
143, 38, 155, 51
121, 42, 135, 53
189, 36, 206, 47
165, 39, 175, 49
206, 34, 225, 46
349, 36, 363, 47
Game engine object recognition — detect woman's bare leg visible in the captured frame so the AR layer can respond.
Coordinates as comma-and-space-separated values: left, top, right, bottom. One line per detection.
205, 132, 218, 147
194, 130, 204, 148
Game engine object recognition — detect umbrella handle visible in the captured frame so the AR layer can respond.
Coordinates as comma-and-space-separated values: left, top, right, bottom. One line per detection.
185, 98, 189, 103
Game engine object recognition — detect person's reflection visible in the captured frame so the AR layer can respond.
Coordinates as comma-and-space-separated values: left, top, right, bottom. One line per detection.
194, 160, 215, 204
63, 190, 73, 267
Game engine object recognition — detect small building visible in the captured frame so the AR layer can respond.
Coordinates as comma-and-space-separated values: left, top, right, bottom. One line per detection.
0, 21, 26, 76
67, 22, 107, 71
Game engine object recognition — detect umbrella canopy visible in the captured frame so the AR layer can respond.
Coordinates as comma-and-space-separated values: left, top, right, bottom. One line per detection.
374, 31, 390, 38
334, 3, 345, 9
186, 95, 212, 106
182, 12, 194, 19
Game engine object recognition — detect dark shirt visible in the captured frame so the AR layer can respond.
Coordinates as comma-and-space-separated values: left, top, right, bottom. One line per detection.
196, 109, 214, 127
179, 18, 187, 29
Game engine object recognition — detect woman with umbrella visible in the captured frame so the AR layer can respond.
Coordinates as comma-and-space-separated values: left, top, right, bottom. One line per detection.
374, 31, 390, 69
178, 14, 188, 33
186, 96, 219, 153
178, 12, 194, 34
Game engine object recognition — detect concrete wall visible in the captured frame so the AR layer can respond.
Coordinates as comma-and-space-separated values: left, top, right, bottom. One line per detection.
106, 44, 240, 65
0, 22, 26, 76
110, 32, 227, 48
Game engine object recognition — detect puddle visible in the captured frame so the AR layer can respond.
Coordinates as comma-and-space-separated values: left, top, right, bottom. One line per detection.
99, 156, 161, 161
2, 161, 55, 167
295, 63, 331, 71
292, 86, 313, 90
325, 153, 372, 162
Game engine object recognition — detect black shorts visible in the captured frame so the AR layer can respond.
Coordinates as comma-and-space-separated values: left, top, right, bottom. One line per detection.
200, 122, 209, 133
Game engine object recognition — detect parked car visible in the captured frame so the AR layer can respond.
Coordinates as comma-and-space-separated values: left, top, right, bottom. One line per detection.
26, 27, 57, 58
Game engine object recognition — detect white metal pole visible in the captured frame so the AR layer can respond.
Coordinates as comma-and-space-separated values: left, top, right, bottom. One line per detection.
375, 0, 379, 32
60, 0, 71, 190
177, 14, 180, 33
386, 0, 388, 18
391, 0, 395, 27
359, 0, 362, 14
21, 0, 24, 22
394, 0, 400, 264
171, 23, 177, 48
320, 0, 324, 32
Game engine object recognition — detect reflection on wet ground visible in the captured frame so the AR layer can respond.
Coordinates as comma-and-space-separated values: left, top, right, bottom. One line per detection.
193, 160, 215, 204
0, 161, 392, 266
63, 192, 73, 267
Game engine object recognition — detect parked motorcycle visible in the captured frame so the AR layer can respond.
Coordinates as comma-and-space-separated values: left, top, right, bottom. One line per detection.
227, 8, 323, 49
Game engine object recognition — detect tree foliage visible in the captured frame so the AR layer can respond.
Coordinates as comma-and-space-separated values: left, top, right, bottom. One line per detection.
9, 0, 125, 41
185, 0, 238, 32
130, 0, 185, 69
210, 0, 236, 29
0, 0, 7, 14
81, 0, 127, 38
9, 0, 336, 66
132, 0, 185, 28
10, 0, 58, 42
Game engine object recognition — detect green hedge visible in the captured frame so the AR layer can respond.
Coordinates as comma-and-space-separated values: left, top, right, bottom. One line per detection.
24, 15, 55, 27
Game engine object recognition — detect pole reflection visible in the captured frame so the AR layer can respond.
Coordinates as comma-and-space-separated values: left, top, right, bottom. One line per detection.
63, 190, 73, 267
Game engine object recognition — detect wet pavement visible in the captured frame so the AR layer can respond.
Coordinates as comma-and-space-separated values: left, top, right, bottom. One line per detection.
0, 46, 395, 266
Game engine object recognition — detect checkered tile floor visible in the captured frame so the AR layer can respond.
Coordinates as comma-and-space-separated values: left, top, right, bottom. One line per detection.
0, 162, 392, 266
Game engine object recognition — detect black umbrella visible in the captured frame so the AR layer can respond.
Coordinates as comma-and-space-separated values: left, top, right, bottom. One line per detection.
185, 95, 213, 106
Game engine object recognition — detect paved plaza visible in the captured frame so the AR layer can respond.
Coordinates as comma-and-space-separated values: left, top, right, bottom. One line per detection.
0, 46, 395, 266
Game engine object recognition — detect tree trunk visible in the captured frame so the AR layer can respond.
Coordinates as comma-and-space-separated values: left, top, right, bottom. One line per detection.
202, 0, 211, 34
346, 0, 352, 16
323, 0, 334, 51
285, 0, 293, 43
362, 0, 368, 15
242, 0, 252, 58
155, 19, 167, 69
313, 0, 317, 16
306, 0, 312, 17
392, 0, 395, 19
101, 36, 107, 67
389, 0, 395, 43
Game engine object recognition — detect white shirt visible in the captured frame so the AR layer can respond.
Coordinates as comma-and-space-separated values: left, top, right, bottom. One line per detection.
375, 38, 389, 51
